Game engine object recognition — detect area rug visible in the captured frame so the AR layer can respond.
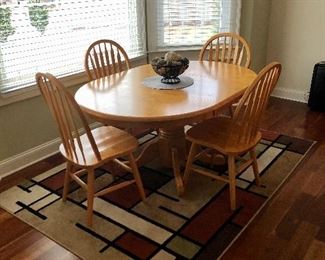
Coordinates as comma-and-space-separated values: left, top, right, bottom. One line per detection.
0, 130, 316, 259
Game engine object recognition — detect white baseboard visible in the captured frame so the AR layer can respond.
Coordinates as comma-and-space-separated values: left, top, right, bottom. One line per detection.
272, 87, 308, 103
0, 138, 61, 181
0, 122, 102, 181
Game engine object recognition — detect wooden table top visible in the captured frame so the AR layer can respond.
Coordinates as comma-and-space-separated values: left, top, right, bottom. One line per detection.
75, 61, 257, 127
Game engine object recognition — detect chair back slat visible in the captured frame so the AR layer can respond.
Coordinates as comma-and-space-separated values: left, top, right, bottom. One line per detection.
110, 43, 117, 74
85, 39, 130, 80
103, 43, 111, 75
36, 73, 101, 163
215, 38, 220, 62
88, 54, 99, 79
208, 42, 213, 61
225, 37, 233, 63
232, 44, 239, 65
220, 36, 227, 62
98, 44, 106, 77
199, 32, 251, 68
64, 95, 86, 160
117, 50, 123, 72
236, 46, 242, 65
230, 62, 282, 146
92, 49, 102, 78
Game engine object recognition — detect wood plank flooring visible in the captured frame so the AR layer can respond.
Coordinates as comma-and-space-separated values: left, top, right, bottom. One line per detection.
0, 97, 324, 259
222, 97, 325, 259
0, 208, 79, 259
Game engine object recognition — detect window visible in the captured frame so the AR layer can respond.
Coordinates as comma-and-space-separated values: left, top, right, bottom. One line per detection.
0, 0, 241, 95
148, 0, 241, 51
0, 0, 146, 93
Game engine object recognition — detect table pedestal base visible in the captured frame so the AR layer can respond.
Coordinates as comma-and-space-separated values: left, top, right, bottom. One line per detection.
134, 127, 186, 195
158, 127, 186, 167
158, 127, 187, 195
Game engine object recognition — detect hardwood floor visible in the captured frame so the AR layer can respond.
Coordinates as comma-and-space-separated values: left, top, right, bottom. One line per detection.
222, 97, 325, 259
0, 208, 79, 259
0, 97, 324, 259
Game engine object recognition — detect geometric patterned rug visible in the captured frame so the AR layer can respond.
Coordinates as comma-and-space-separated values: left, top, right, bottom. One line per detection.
0, 130, 315, 259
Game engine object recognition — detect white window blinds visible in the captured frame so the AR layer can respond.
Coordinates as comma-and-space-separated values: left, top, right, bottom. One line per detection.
147, 0, 241, 51
0, 0, 146, 93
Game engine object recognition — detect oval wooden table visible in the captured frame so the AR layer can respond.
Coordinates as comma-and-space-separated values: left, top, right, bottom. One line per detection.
75, 61, 257, 194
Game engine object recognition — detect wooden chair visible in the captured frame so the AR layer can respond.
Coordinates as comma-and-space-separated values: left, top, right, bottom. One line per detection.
183, 62, 281, 210
84, 39, 150, 135
199, 32, 251, 68
84, 39, 131, 80
36, 72, 145, 227
199, 33, 252, 117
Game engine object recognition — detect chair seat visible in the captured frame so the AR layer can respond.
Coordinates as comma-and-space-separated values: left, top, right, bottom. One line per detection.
59, 126, 138, 167
186, 116, 261, 155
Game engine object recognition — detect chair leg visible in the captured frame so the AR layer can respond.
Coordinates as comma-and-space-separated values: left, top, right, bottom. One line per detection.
128, 153, 146, 201
109, 160, 118, 181
249, 149, 261, 186
228, 155, 237, 210
87, 168, 95, 227
183, 143, 199, 188
62, 162, 73, 202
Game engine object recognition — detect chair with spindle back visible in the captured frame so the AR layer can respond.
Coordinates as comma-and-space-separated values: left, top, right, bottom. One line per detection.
36, 72, 145, 227
183, 62, 281, 210
199, 32, 251, 68
84, 39, 153, 136
84, 39, 131, 80
199, 33, 252, 117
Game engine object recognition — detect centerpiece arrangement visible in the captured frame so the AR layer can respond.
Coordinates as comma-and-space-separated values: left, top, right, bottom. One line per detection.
151, 52, 189, 84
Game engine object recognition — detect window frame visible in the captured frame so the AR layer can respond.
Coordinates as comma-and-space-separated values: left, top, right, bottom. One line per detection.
0, 0, 241, 107
147, 0, 241, 52
0, 55, 147, 107
0, 0, 146, 98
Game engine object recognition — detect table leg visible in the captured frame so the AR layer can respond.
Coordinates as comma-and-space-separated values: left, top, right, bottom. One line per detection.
171, 148, 185, 196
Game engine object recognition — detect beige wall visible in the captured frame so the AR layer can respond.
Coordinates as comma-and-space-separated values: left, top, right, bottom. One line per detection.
0, 85, 79, 161
0, 94, 54, 158
267, 0, 325, 102
0, 1, 271, 162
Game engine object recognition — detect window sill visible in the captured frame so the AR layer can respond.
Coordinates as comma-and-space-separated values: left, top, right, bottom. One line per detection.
0, 55, 148, 108
148, 46, 202, 53
0, 71, 89, 107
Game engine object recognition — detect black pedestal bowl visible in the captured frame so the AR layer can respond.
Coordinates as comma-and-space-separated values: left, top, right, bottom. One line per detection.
151, 57, 189, 84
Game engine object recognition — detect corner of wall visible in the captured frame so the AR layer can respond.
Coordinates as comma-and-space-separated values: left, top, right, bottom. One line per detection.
240, 0, 272, 72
